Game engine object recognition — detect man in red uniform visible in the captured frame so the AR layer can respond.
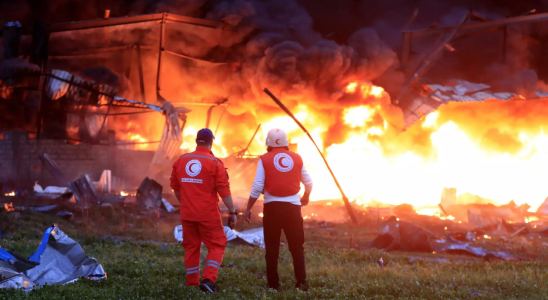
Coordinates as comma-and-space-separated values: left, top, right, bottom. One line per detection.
243, 128, 313, 290
170, 128, 237, 293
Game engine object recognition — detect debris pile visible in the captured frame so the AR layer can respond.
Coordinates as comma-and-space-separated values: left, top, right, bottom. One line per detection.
174, 225, 265, 248
369, 216, 519, 260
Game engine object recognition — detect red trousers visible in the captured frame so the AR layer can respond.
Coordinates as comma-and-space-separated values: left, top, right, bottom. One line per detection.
181, 218, 227, 286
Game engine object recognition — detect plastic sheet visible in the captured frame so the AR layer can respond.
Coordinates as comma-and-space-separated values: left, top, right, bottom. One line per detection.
174, 225, 265, 248
0, 225, 106, 291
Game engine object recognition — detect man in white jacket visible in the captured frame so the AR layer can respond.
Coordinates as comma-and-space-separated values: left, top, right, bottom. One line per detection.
243, 128, 313, 290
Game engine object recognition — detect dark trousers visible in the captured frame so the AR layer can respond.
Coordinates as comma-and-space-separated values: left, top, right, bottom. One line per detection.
263, 202, 306, 288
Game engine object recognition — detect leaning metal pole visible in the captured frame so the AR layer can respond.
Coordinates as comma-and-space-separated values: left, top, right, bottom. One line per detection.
263, 88, 358, 224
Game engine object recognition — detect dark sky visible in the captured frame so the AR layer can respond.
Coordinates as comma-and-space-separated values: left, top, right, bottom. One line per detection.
1, 0, 547, 89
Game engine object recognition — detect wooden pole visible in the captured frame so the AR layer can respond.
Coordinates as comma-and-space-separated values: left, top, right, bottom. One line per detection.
502, 25, 508, 64
136, 44, 147, 103
205, 105, 214, 128
125, 45, 133, 79
156, 13, 166, 103
263, 88, 358, 224
214, 104, 229, 136
241, 124, 261, 157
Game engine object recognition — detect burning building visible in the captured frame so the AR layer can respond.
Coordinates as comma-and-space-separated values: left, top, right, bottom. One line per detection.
1, 1, 548, 222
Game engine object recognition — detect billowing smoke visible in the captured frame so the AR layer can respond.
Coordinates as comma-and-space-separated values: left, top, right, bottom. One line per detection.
1, 0, 548, 155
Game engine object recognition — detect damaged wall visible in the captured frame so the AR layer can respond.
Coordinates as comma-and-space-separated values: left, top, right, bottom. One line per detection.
0, 132, 154, 190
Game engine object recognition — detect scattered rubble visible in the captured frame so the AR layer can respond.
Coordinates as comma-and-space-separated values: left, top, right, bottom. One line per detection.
137, 177, 163, 209
369, 216, 520, 260
174, 225, 265, 248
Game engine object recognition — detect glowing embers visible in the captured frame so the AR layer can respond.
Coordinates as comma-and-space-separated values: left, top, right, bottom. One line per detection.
119, 191, 136, 197
3, 202, 15, 212
346, 82, 358, 93
128, 133, 147, 143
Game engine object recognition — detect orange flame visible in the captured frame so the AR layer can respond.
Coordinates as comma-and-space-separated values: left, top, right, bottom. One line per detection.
345, 81, 384, 98
111, 78, 548, 212
4, 202, 15, 212
346, 82, 358, 93
344, 106, 375, 128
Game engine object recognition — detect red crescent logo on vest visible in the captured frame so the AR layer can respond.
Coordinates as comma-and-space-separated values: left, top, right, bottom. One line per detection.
278, 156, 288, 168
275, 139, 280, 145
185, 159, 202, 177
273, 153, 294, 172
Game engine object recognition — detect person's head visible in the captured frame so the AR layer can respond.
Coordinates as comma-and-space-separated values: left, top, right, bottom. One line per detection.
196, 128, 215, 149
265, 128, 289, 152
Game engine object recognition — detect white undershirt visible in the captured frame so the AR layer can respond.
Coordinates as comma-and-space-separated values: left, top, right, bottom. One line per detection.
249, 159, 313, 205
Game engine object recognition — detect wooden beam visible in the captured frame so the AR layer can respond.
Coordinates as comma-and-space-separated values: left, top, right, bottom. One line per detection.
165, 13, 225, 29
0, 13, 226, 36
47, 13, 223, 33
401, 31, 413, 68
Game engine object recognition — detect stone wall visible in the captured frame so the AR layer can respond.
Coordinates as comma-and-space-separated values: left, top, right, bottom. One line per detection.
0, 131, 156, 191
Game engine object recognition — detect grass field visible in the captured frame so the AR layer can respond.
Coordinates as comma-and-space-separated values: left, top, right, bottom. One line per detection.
1, 211, 548, 299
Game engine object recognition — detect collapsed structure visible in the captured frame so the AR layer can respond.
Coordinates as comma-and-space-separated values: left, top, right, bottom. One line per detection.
0, 12, 227, 192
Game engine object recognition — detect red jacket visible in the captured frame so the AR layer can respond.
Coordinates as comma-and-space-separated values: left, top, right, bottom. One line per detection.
170, 146, 231, 221
260, 148, 303, 197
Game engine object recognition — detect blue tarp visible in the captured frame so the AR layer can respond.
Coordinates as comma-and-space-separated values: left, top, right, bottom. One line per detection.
0, 225, 106, 290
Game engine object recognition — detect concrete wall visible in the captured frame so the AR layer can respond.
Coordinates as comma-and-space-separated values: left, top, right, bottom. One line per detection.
0, 131, 155, 191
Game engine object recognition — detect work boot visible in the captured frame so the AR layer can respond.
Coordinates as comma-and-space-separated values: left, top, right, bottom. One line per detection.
295, 281, 309, 291
200, 279, 218, 293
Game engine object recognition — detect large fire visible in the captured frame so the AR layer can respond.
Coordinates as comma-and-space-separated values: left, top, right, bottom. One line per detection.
118, 80, 548, 211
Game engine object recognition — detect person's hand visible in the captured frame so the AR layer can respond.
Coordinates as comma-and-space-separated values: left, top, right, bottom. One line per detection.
300, 194, 310, 207
243, 209, 252, 223
228, 214, 237, 229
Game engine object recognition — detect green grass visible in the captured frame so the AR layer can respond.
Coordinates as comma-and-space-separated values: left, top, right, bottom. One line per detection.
1, 211, 548, 299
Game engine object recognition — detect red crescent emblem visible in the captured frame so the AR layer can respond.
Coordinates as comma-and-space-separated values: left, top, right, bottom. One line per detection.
275, 139, 280, 145
189, 163, 196, 172
278, 157, 288, 168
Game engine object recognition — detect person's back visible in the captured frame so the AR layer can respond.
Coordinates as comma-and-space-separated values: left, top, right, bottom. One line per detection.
173, 147, 227, 221
260, 148, 303, 199
170, 128, 237, 293
244, 128, 313, 291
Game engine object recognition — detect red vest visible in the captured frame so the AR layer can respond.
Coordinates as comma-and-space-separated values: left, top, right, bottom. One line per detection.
260, 148, 303, 197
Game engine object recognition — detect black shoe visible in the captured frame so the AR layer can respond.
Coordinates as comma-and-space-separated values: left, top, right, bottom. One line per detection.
268, 283, 280, 291
295, 281, 309, 291
200, 279, 218, 293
